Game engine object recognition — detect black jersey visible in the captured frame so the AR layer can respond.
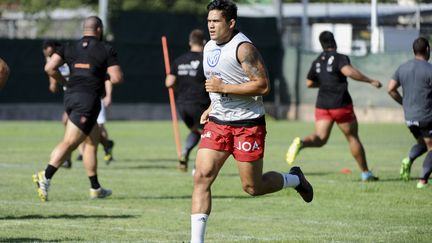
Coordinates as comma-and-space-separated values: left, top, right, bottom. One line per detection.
170, 51, 210, 106
56, 36, 119, 97
307, 51, 352, 109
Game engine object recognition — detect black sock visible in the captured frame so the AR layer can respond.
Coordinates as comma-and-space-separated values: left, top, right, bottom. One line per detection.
44, 164, 58, 179
89, 175, 101, 189
409, 143, 427, 162
182, 132, 201, 160
420, 151, 432, 182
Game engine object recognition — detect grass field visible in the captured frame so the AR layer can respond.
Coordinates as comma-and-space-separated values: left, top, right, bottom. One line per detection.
0, 120, 431, 242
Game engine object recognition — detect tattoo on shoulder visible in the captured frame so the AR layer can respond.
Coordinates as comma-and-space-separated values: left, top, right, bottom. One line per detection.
240, 44, 267, 78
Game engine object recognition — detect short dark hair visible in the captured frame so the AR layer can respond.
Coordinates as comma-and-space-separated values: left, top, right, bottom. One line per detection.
319, 31, 337, 50
207, 0, 237, 23
413, 37, 430, 56
42, 40, 61, 50
83, 16, 103, 32
189, 29, 205, 46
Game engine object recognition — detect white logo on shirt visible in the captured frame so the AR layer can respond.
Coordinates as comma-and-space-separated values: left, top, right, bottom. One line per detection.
207, 49, 221, 67
327, 56, 334, 72
190, 60, 200, 69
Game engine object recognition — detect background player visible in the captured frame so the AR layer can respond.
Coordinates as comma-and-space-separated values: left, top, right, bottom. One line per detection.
165, 29, 210, 172
388, 37, 432, 188
33, 16, 123, 201
44, 41, 115, 167
286, 31, 381, 181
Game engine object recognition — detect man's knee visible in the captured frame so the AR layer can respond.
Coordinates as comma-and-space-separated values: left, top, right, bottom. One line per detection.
314, 135, 328, 146
83, 143, 98, 152
62, 140, 80, 151
193, 170, 215, 188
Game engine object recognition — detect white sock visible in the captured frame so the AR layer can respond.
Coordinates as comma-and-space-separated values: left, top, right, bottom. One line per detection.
280, 173, 300, 188
191, 213, 208, 243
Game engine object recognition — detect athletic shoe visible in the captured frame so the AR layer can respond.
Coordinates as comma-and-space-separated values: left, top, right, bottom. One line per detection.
286, 137, 301, 165
76, 154, 83, 161
62, 160, 72, 169
32, 171, 50, 202
104, 140, 114, 165
416, 179, 428, 189
90, 187, 112, 199
361, 171, 379, 181
400, 157, 411, 181
288, 166, 313, 203
177, 155, 188, 172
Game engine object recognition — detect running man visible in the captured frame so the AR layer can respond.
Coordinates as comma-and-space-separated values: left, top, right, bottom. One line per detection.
33, 16, 123, 201
191, 1, 313, 242
165, 29, 210, 172
388, 37, 432, 188
44, 42, 115, 167
286, 31, 381, 181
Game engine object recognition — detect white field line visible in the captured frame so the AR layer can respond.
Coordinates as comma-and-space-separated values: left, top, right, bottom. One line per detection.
0, 200, 142, 213
0, 220, 177, 235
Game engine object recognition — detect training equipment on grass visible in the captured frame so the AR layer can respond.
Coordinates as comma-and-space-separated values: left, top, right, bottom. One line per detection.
161, 35, 182, 160
340, 168, 352, 174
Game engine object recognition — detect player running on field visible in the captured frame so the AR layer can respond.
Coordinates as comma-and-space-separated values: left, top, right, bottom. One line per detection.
286, 31, 381, 181
190, 1, 313, 242
388, 37, 432, 188
33, 16, 123, 201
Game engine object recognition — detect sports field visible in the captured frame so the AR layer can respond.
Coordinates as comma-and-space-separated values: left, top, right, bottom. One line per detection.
0, 120, 430, 242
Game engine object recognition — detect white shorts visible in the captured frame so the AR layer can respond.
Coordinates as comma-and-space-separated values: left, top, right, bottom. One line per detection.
97, 99, 106, 124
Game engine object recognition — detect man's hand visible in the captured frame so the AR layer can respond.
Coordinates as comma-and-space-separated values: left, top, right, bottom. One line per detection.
200, 107, 211, 124
103, 95, 112, 108
205, 76, 225, 93
370, 79, 382, 88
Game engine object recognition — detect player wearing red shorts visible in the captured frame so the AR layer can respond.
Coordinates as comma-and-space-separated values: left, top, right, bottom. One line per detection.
190, 1, 313, 243
286, 31, 382, 181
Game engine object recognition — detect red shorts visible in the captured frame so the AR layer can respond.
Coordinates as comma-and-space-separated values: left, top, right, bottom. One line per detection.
199, 121, 266, 162
315, 104, 356, 123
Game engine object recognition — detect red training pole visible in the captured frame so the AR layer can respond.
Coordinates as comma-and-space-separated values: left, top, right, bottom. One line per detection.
161, 36, 182, 160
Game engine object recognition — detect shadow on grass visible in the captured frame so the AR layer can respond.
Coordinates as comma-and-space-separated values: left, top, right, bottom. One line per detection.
303, 171, 335, 176
115, 165, 173, 170
218, 171, 335, 177
0, 237, 82, 242
0, 214, 135, 220
116, 158, 176, 163
375, 177, 420, 182
113, 195, 251, 200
